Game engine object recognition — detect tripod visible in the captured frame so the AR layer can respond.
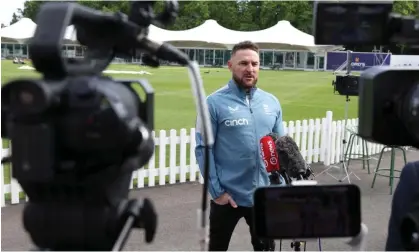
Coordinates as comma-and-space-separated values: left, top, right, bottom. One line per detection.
316, 95, 360, 183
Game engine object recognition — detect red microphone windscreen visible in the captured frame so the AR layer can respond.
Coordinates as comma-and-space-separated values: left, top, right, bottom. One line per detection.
260, 135, 280, 173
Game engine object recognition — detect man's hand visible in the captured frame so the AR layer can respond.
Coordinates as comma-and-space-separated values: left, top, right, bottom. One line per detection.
214, 192, 237, 208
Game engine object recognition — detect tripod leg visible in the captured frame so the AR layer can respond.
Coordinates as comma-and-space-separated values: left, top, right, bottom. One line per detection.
339, 97, 351, 183
339, 160, 351, 183
363, 140, 371, 174
340, 134, 354, 181
346, 134, 355, 168
339, 96, 361, 183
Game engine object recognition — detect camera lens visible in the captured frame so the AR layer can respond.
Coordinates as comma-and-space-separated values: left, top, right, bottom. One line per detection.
2, 80, 50, 116
403, 84, 419, 140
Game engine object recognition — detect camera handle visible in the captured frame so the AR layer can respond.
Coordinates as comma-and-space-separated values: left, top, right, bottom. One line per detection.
112, 198, 157, 251
290, 180, 368, 251
29, 198, 157, 251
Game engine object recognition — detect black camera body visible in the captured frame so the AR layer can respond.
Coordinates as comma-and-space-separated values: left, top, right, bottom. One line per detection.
313, 0, 419, 149
333, 74, 360, 97
358, 67, 419, 148
1, 1, 217, 250
2, 76, 154, 184
0, 1, 183, 250
311, 1, 419, 251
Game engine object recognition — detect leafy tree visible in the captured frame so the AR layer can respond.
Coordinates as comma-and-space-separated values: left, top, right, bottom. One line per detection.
10, 13, 21, 25
20, 1, 45, 21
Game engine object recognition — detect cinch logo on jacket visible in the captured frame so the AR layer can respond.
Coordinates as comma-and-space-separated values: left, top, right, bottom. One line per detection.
224, 118, 249, 127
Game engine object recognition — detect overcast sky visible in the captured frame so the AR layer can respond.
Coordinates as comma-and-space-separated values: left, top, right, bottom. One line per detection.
1, 0, 26, 25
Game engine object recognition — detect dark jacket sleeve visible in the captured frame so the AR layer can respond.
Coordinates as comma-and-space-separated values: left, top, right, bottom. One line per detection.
386, 161, 419, 251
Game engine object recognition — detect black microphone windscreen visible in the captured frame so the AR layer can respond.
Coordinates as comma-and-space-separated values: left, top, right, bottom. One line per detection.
275, 135, 307, 178
267, 132, 279, 142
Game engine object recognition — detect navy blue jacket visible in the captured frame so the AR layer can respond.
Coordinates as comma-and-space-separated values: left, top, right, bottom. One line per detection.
386, 161, 419, 250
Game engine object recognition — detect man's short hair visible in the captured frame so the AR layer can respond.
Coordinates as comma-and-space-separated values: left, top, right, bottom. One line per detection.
231, 41, 259, 56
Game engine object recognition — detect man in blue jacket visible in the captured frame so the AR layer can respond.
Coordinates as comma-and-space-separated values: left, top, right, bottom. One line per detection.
195, 41, 285, 251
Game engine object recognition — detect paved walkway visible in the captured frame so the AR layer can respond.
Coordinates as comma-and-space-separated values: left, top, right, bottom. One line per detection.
2, 148, 419, 251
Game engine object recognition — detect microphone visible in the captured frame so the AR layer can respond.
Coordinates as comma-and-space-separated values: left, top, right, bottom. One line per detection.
260, 135, 279, 173
274, 135, 314, 180
260, 135, 286, 185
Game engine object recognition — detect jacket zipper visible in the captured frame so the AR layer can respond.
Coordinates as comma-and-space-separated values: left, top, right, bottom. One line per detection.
246, 93, 259, 186
247, 94, 253, 113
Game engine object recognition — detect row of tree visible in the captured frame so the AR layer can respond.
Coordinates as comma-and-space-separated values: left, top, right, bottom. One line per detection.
4, 1, 419, 54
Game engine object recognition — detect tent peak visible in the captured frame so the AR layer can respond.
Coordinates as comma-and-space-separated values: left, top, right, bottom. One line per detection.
203, 19, 219, 24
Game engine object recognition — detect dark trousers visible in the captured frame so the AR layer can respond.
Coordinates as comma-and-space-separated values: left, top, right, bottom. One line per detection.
208, 201, 275, 251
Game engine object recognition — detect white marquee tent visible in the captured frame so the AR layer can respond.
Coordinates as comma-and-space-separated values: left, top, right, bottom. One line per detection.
148, 19, 233, 49
1, 18, 341, 53
148, 19, 342, 53
1, 18, 77, 44
1, 18, 37, 44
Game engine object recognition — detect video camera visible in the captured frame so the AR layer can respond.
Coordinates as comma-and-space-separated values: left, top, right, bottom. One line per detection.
314, 0, 419, 149
253, 1, 418, 251
1, 1, 215, 251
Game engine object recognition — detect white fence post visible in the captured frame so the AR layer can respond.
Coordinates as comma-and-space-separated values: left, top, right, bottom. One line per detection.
169, 129, 177, 185
301, 120, 308, 161
179, 128, 188, 183
148, 131, 157, 187
323, 111, 334, 166
295, 120, 301, 150
305, 120, 313, 163
283, 121, 288, 135
190, 128, 198, 182
158, 130, 167, 186
313, 118, 321, 163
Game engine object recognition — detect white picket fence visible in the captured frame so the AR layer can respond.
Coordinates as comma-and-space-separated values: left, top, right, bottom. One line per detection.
1, 110, 387, 207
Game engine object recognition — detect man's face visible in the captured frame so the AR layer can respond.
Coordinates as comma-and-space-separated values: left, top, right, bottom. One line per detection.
228, 49, 260, 89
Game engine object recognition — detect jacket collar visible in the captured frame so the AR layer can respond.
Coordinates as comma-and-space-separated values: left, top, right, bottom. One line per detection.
228, 79, 257, 99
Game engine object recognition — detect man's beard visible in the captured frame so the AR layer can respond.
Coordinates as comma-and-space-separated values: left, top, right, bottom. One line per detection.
233, 74, 258, 89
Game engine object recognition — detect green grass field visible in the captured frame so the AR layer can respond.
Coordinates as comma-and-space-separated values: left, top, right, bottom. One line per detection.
1, 60, 360, 196
1, 60, 358, 131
